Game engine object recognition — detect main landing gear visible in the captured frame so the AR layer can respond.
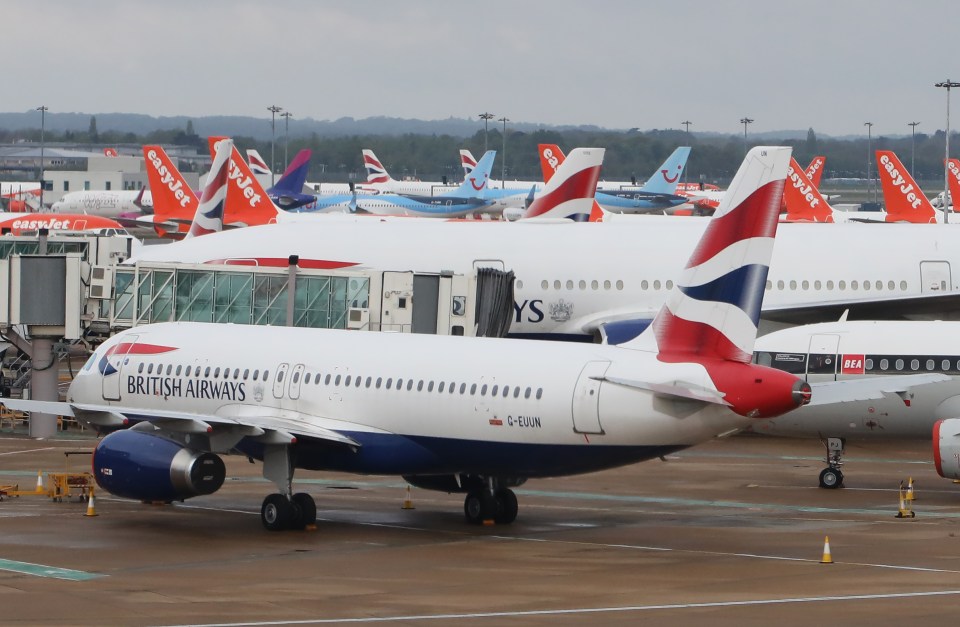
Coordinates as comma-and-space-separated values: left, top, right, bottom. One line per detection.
260, 445, 317, 531
818, 437, 845, 489
463, 477, 519, 525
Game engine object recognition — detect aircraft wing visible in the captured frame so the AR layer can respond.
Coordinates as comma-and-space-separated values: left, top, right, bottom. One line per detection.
760, 292, 960, 325
808, 373, 951, 407
600, 375, 731, 405
0, 398, 361, 449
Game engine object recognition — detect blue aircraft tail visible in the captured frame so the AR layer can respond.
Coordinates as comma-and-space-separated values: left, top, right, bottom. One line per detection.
447, 150, 496, 198
640, 147, 691, 195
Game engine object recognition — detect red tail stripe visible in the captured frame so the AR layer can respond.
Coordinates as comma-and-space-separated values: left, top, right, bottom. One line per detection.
653, 309, 752, 364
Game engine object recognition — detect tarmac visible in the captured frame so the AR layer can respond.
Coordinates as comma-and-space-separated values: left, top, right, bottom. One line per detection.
2, 428, 960, 626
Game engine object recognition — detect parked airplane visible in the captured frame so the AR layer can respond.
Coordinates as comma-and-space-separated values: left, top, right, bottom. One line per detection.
461, 147, 637, 193
752, 319, 960, 488
140, 145, 201, 238
362, 149, 459, 195
874, 150, 937, 223
4, 146, 811, 531
51, 189, 152, 218
535, 144, 689, 214
246, 149, 271, 176
1, 182, 41, 212
0, 212, 126, 235
782, 157, 930, 223
134, 175, 960, 342
263, 149, 317, 210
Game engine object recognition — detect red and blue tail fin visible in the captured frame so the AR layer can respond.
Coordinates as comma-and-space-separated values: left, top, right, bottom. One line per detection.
187, 139, 232, 238
362, 149, 394, 186
537, 144, 605, 221
625, 146, 791, 363
523, 148, 604, 221
459, 149, 477, 177
246, 149, 271, 176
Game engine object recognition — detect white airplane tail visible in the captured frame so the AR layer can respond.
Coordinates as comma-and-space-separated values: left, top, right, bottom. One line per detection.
522, 148, 604, 221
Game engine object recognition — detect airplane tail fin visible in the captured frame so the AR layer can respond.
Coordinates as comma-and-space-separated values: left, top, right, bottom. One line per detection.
459, 149, 478, 177
271, 148, 312, 195
142, 145, 199, 237
805, 156, 826, 188
246, 149, 271, 176
187, 139, 233, 238
451, 150, 496, 197
523, 148, 604, 221
208, 136, 282, 227
624, 146, 791, 363
783, 157, 833, 222
640, 147, 691, 195
946, 158, 960, 212
538, 144, 564, 183
875, 150, 936, 223
362, 149, 394, 186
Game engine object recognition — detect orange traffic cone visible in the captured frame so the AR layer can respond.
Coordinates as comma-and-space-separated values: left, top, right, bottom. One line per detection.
84, 493, 98, 517
401, 485, 415, 510
34, 470, 44, 494
820, 536, 833, 564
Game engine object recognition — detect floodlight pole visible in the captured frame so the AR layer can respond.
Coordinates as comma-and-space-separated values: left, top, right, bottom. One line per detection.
936, 80, 960, 223
267, 105, 283, 186
740, 117, 754, 156
479, 112, 494, 154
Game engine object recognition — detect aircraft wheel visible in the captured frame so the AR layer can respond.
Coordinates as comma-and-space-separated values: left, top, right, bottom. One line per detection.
494, 489, 518, 525
464, 491, 486, 524
819, 467, 843, 489
293, 493, 317, 527
261, 493, 294, 531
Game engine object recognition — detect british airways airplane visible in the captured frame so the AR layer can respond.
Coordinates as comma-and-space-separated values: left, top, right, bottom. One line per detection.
4, 147, 812, 531
752, 319, 960, 488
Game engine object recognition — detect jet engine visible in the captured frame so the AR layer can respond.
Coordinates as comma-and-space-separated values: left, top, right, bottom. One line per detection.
934, 419, 960, 480
707, 362, 812, 419
93, 429, 226, 502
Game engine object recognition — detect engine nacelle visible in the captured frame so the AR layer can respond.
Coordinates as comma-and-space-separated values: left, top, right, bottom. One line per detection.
705, 361, 812, 419
93, 429, 226, 502
933, 419, 960, 480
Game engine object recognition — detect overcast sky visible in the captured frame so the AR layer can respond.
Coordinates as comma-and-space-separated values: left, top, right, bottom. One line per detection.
6, 1, 958, 137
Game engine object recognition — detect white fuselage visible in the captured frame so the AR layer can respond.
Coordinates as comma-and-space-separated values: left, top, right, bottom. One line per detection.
754, 320, 960, 438
51, 190, 153, 218
72, 322, 752, 476
131, 215, 960, 339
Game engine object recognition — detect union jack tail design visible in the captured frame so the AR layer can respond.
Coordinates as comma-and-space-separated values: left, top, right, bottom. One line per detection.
523, 148, 604, 221
188, 139, 233, 238
624, 146, 792, 363
362, 149, 392, 185
536, 144, 605, 222
459, 149, 478, 177
875, 150, 936, 223
207, 137, 281, 227
246, 149, 271, 176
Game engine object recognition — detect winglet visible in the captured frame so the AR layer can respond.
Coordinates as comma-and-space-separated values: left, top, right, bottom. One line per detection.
875, 150, 936, 223
624, 146, 791, 363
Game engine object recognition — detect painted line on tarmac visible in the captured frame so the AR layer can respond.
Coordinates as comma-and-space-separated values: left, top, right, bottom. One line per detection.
492, 535, 960, 573
0, 558, 104, 581
0, 447, 55, 456
516, 487, 960, 518
155, 590, 960, 626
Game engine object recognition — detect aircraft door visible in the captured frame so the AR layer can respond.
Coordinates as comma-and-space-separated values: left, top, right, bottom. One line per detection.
411, 274, 440, 334
273, 363, 290, 399
101, 334, 139, 401
572, 361, 610, 435
382, 272, 414, 332
920, 261, 951, 292
807, 334, 840, 382
288, 364, 305, 400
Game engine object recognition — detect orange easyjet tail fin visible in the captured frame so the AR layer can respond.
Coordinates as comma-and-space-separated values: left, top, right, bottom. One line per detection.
207, 136, 281, 227
538, 144, 565, 183
946, 159, 960, 214
805, 156, 826, 188
783, 157, 833, 222
143, 145, 199, 238
875, 150, 936, 223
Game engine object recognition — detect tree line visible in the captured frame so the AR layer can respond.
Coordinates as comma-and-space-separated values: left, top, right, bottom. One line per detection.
3, 120, 956, 185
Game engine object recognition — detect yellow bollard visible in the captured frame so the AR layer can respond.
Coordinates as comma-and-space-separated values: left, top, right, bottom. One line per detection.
820, 536, 833, 564
401, 485, 415, 510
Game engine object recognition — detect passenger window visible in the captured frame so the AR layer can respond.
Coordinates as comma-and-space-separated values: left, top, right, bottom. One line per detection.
253, 369, 259, 381
536, 388, 543, 400
480, 384, 487, 396
641, 280, 649, 290
204, 367, 211, 377
186, 366, 192, 376
438, 382, 445, 393
616, 280, 624, 290
491, 385, 498, 396
900, 280, 908, 290
263, 370, 269, 381
175, 365, 182, 376
366, 377, 372, 388
243, 369, 249, 380
148, 363, 154, 374
315, 374, 321, 384
470, 384, 477, 395
292, 372, 300, 384
503, 386, 509, 398
417, 380, 424, 391
376, 377, 382, 389
234, 369, 240, 379
801, 280, 809, 290
513, 387, 520, 398
428, 381, 434, 392
345, 375, 352, 386
827, 280, 834, 290
335, 375, 341, 386
276, 370, 283, 382
927, 360, 935, 371
355, 376, 362, 387
459, 383, 466, 394
789, 280, 797, 290
524, 387, 531, 399
865, 358, 873, 370
911, 359, 919, 371
653, 280, 661, 290
944, 360, 951, 371
880, 359, 889, 370
814, 280, 821, 290
895, 359, 904, 370
386, 378, 393, 390
325, 374, 331, 385
138, 363, 144, 373
777, 280, 784, 290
